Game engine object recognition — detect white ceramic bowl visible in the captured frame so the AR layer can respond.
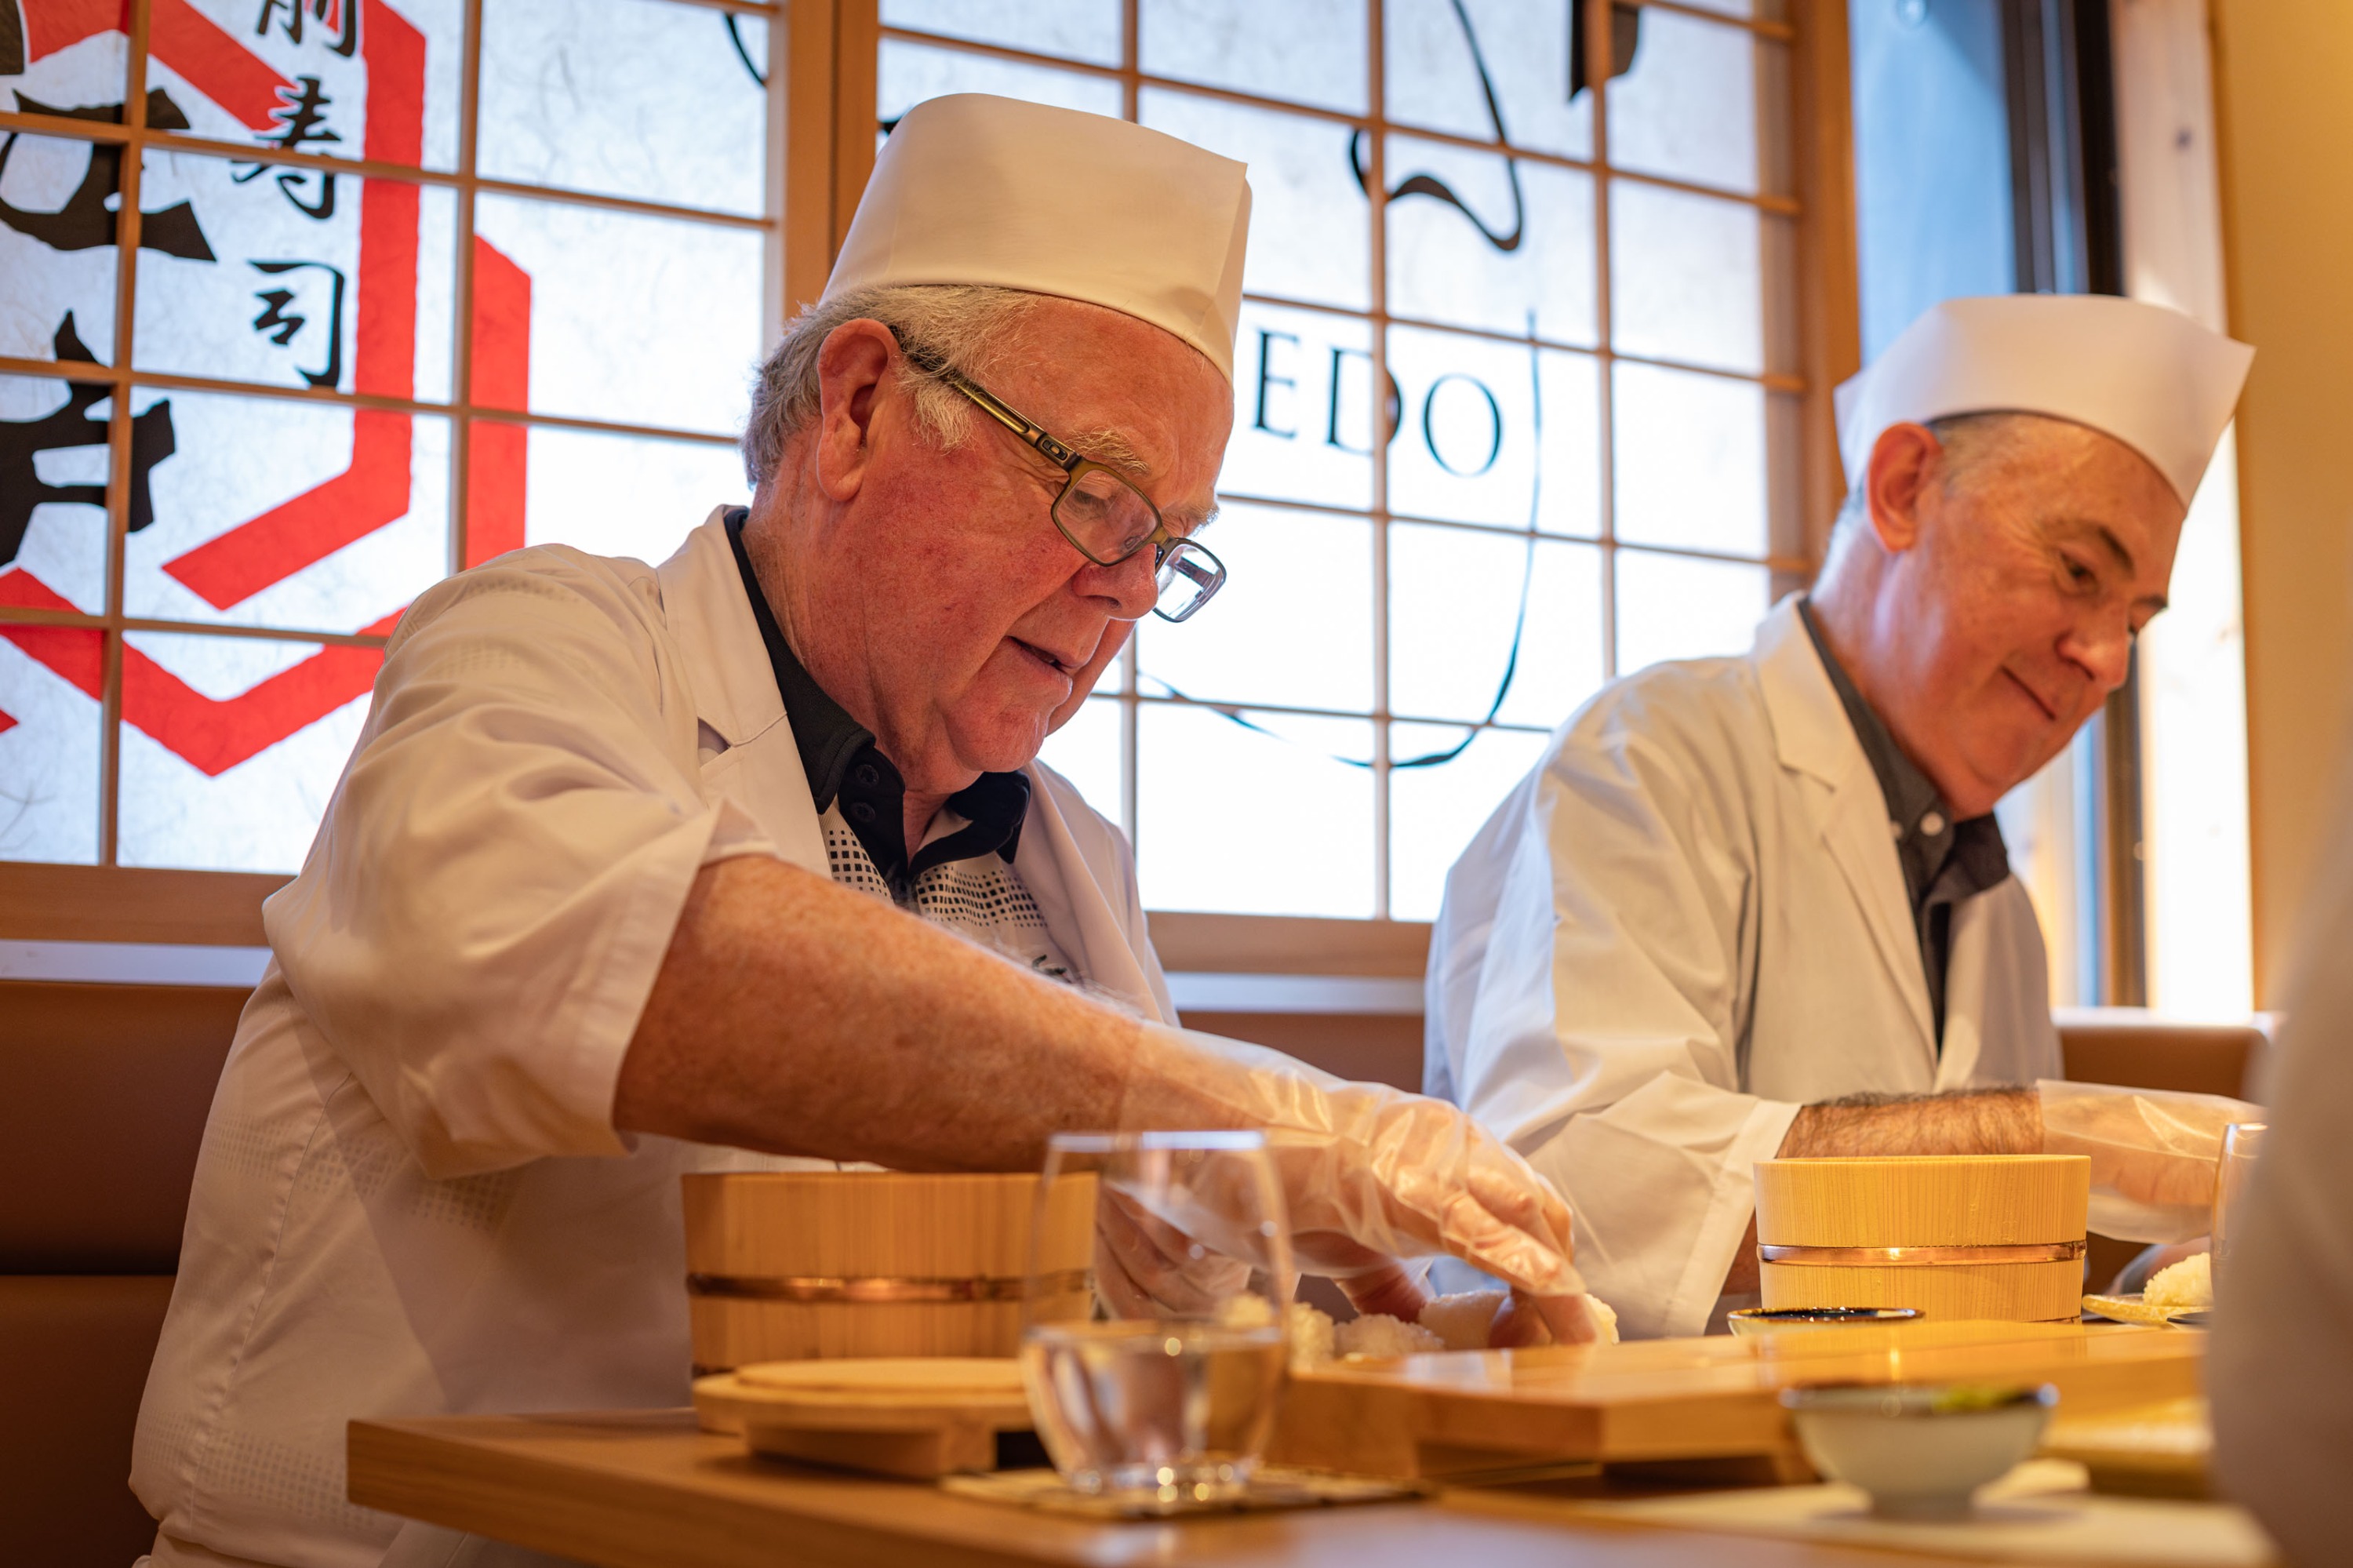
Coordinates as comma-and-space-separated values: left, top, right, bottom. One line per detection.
1780, 1384, 2056, 1519
1726, 1308, 1922, 1339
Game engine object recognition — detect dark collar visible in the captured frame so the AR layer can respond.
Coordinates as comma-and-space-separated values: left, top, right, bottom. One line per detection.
1798, 596, 2009, 904
724, 508, 1029, 883
1798, 597, 1946, 842
1798, 596, 2009, 1046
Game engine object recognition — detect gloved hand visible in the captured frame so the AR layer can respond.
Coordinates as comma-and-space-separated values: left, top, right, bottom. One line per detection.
1093, 1187, 1254, 1319
2038, 1079, 2260, 1243
1117, 1026, 1598, 1344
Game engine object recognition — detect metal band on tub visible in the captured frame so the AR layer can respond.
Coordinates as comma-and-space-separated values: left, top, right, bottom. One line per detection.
686, 1268, 1093, 1303
1757, 1242, 2087, 1267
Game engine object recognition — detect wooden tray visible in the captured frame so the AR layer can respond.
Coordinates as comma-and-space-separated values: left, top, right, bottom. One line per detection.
693, 1357, 1034, 1479
1267, 1319, 2204, 1481
2040, 1395, 2213, 1498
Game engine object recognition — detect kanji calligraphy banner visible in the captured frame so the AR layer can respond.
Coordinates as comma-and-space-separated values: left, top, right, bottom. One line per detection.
1, 0, 765, 869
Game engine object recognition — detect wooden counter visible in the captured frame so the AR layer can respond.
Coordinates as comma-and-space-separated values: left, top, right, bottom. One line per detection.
347, 1408, 2009, 1568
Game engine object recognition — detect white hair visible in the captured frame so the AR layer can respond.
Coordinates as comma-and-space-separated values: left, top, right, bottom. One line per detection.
1823, 410, 2049, 564
739, 283, 1040, 489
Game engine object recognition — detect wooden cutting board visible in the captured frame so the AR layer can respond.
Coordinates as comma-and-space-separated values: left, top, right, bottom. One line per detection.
1268, 1320, 2204, 1481
693, 1358, 1035, 1479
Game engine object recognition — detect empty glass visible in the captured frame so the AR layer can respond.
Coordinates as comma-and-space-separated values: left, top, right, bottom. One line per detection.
1020, 1131, 1294, 1508
2209, 1121, 2268, 1289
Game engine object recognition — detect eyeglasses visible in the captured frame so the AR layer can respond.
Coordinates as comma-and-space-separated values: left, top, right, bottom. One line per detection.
900, 343, 1227, 623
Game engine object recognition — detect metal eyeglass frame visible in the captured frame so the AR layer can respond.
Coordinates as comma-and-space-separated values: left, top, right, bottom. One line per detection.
900, 343, 1227, 623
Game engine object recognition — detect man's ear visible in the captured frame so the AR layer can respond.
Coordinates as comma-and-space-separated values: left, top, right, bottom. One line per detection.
810, 319, 900, 504
1864, 421, 1941, 554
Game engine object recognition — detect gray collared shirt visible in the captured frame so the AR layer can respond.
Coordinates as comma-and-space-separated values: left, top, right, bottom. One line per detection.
1798, 598, 2013, 1046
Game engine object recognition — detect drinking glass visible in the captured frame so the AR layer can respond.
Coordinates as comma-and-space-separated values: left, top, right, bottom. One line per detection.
1020, 1131, 1294, 1508
2209, 1121, 2268, 1289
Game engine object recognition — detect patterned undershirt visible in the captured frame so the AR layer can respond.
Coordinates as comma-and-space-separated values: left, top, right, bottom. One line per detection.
818, 802, 1076, 985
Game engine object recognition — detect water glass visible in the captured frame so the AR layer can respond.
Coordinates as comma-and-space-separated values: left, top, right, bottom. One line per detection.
1020, 1131, 1294, 1508
2209, 1121, 2268, 1288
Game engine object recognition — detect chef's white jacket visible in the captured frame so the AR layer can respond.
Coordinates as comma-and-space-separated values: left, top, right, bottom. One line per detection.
1426, 597, 2060, 1341
2211, 798, 2353, 1563
131, 510, 1174, 1568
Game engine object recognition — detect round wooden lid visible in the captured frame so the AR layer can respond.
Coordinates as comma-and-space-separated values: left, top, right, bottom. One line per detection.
733, 1357, 1025, 1397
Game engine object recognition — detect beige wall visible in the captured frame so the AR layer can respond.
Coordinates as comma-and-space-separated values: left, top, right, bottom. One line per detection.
2209, 0, 2353, 1004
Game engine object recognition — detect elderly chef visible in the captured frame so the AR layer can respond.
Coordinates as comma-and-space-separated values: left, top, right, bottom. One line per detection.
1425, 294, 2259, 1340
133, 96, 1590, 1568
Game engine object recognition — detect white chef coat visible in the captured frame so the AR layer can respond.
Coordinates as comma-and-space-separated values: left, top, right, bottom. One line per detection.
2210, 793, 2353, 1565
131, 509, 1174, 1568
1426, 597, 2059, 1341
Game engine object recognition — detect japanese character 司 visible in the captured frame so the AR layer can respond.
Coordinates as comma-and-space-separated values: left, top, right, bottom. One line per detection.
0, 316, 176, 570
249, 260, 348, 389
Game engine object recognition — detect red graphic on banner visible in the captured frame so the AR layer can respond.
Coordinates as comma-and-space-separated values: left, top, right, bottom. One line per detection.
2, 0, 533, 769
465, 236, 531, 566
162, 0, 423, 608
0, 572, 395, 776
27, 0, 291, 132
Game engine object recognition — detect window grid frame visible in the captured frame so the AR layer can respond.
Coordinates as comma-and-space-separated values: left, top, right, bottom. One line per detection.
887, 0, 1807, 919
0, 0, 783, 868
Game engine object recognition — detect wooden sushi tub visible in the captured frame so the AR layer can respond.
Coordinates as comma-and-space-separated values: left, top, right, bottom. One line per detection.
682, 1171, 1095, 1373
1752, 1154, 2091, 1321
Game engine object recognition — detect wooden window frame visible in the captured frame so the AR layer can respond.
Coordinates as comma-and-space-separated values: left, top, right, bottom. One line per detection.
0, 0, 1855, 968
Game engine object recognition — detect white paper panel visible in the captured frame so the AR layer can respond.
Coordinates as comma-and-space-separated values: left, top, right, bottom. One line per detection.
1613, 548, 1769, 676
480, 0, 769, 215
116, 627, 373, 871
1385, 323, 1543, 531
472, 192, 762, 435
883, 0, 1124, 66
1387, 720, 1551, 921
1140, 87, 1369, 313
145, 0, 466, 173
1609, 180, 1762, 374
1388, 525, 1602, 728
133, 150, 457, 403
1136, 702, 1373, 916
1612, 360, 1767, 558
0, 134, 119, 369
125, 391, 449, 633
1385, 136, 1596, 346
1384, 0, 1591, 160
1, 14, 125, 116
1, 372, 112, 615
0, 623, 102, 864
1133, 502, 1372, 715
1139, 0, 1369, 115
1037, 694, 1123, 828
1221, 301, 1375, 514
513, 424, 746, 566
879, 37, 1123, 123
1607, 9, 1759, 196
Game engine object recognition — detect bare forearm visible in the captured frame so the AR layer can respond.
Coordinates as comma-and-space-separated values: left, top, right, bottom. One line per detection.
1722, 1088, 2043, 1295
615, 856, 1215, 1170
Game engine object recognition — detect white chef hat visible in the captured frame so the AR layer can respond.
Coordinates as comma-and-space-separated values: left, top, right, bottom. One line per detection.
821, 94, 1253, 384
1834, 295, 2253, 505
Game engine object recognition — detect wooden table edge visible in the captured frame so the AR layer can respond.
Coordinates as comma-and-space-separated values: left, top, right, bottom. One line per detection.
347, 1410, 2082, 1568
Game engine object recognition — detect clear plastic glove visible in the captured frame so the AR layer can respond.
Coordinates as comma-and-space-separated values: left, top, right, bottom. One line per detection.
1093, 1188, 1253, 1319
1118, 1026, 1597, 1344
2038, 1079, 2260, 1243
